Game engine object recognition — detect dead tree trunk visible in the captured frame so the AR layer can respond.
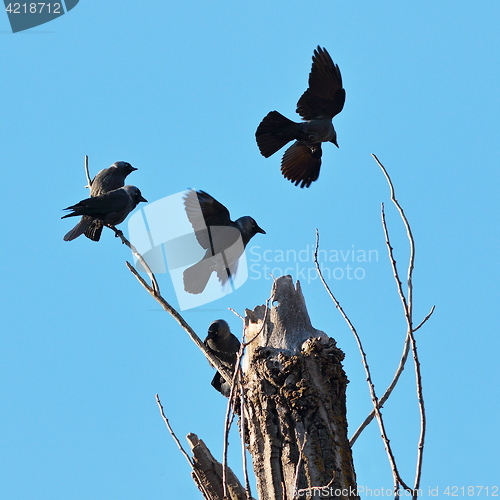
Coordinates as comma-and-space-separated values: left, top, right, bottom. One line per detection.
242, 276, 358, 499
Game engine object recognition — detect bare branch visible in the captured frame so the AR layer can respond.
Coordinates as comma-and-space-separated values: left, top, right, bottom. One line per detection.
156, 393, 195, 468
350, 334, 411, 446
292, 434, 307, 496
121, 254, 234, 389
222, 292, 273, 499
229, 307, 244, 320
222, 361, 242, 498
413, 305, 435, 333
240, 385, 252, 500
314, 229, 413, 493
110, 226, 160, 295
155, 395, 214, 500
84, 155, 92, 188
295, 471, 336, 497
374, 154, 427, 498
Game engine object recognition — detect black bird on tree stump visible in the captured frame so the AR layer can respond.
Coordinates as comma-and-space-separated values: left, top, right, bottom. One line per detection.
204, 319, 240, 397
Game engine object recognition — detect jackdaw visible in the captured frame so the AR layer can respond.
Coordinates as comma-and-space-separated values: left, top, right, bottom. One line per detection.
64, 161, 137, 242
255, 46, 345, 188
62, 185, 147, 240
204, 319, 240, 397
183, 189, 266, 294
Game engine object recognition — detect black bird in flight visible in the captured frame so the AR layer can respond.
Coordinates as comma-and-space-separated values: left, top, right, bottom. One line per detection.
64, 161, 137, 242
255, 46, 345, 188
204, 319, 241, 397
62, 185, 147, 241
183, 189, 265, 294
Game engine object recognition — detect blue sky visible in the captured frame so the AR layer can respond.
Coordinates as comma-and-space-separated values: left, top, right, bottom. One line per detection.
1, 1, 499, 498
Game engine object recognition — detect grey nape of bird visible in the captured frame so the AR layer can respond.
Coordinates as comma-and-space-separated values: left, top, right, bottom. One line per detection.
255, 46, 345, 188
68, 161, 138, 242
204, 319, 241, 397
182, 189, 266, 295
62, 185, 147, 241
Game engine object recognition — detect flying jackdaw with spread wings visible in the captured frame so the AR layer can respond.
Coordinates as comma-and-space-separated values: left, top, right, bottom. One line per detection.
183, 189, 265, 294
64, 161, 137, 242
255, 46, 345, 188
204, 319, 241, 397
62, 185, 147, 240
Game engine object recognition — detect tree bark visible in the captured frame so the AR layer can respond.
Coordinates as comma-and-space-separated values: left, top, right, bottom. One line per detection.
187, 433, 254, 500
242, 276, 358, 499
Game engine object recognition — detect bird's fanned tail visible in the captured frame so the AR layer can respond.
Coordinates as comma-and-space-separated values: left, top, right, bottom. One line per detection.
255, 111, 298, 157
183, 258, 216, 295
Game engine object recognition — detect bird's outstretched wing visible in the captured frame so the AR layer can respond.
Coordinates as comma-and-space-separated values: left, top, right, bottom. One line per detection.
296, 46, 345, 120
184, 190, 233, 250
281, 142, 323, 188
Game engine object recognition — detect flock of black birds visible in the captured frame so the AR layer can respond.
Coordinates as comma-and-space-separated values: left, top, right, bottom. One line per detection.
62, 46, 345, 396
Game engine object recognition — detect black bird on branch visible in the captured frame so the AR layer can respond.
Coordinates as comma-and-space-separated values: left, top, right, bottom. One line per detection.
64, 161, 137, 242
204, 319, 240, 397
62, 185, 147, 241
255, 46, 345, 188
183, 189, 265, 294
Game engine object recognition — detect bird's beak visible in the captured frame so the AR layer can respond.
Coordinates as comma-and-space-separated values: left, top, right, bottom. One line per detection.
139, 195, 148, 203
130, 166, 138, 171
331, 138, 339, 148
257, 226, 266, 235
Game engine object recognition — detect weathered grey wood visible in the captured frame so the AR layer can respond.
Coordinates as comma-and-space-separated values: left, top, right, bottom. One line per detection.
242, 276, 359, 500
186, 433, 254, 500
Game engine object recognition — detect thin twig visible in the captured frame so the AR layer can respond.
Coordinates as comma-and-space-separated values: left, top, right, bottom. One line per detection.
156, 393, 195, 467
222, 360, 242, 498
292, 434, 307, 496
228, 307, 244, 320
240, 385, 252, 500
413, 306, 435, 333
84, 155, 92, 188
314, 229, 413, 493
374, 153, 427, 498
222, 291, 273, 499
350, 305, 434, 445
155, 394, 212, 500
124, 260, 234, 389
350, 334, 410, 445
110, 227, 160, 295
295, 471, 336, 496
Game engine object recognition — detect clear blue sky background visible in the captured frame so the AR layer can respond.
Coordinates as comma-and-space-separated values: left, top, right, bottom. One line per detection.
1, 1, 499, 498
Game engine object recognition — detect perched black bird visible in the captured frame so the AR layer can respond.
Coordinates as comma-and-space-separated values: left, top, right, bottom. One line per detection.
204, 319, 241, 397
255, 46, 345, 188
183, 189, 265, 294
65, 161, 137, 242
62, 185, 147, 240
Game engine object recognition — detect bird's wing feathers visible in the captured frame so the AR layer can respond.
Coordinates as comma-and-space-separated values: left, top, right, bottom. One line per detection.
184, 190, 234, 250
296, 46, 345, 120
281, 142, 322, 188
63, 189, 130, 218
